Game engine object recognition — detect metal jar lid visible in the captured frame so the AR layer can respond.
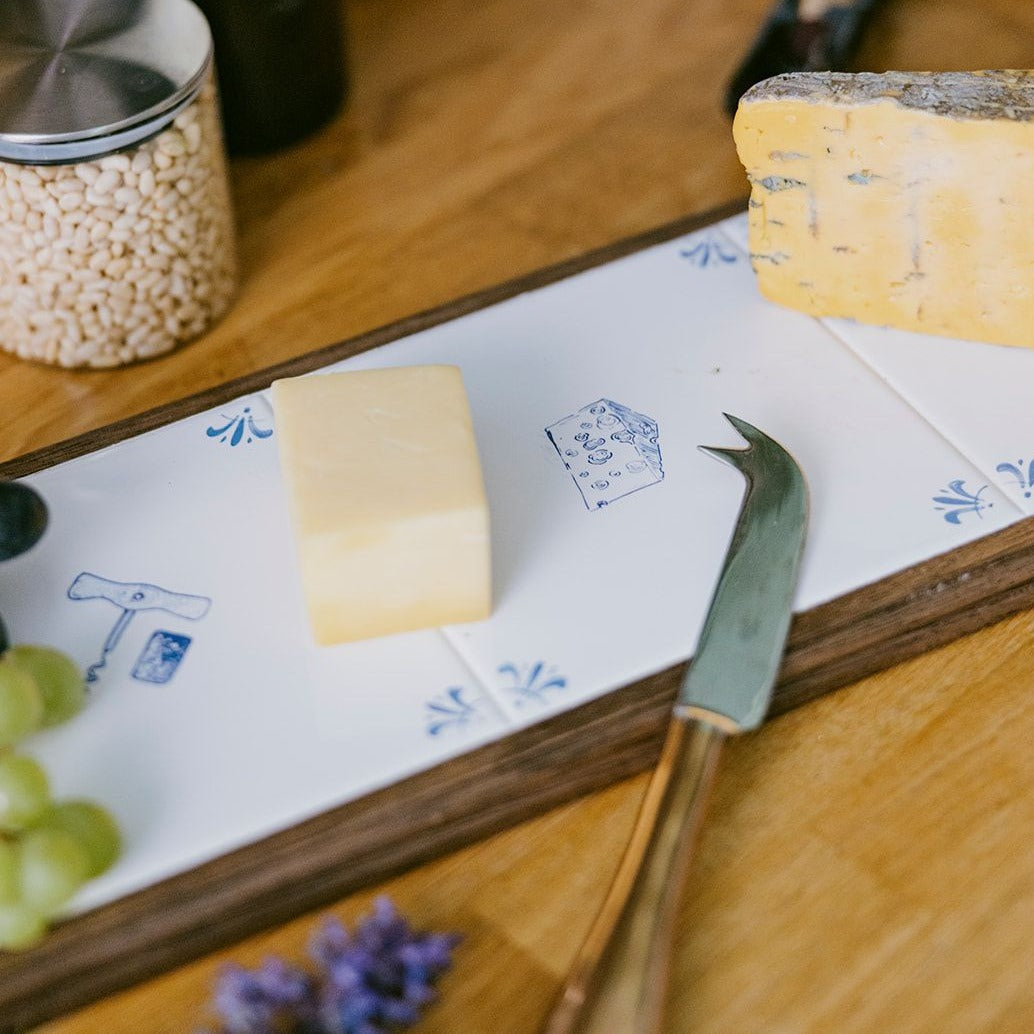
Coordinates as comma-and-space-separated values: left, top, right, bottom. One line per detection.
0, 0, 213, 165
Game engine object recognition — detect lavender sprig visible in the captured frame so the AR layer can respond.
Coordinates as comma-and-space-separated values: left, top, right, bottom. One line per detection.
207, 898, 459, 1034
311, 897, 460, 1034
212, 957, 320, 1034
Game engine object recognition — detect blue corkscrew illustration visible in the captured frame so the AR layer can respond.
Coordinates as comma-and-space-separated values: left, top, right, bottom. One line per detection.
68, 572, 211, 683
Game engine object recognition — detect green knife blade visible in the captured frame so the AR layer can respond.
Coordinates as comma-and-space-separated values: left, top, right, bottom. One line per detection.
678, 413, 808, 732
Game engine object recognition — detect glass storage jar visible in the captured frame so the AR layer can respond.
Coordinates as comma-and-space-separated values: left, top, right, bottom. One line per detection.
0, 0, 237, 368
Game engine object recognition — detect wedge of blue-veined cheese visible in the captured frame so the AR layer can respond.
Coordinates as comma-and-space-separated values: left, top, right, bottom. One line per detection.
271, 366, 491, 645
733, 70, 1034, 348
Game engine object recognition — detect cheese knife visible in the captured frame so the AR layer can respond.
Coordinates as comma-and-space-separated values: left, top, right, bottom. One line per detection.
543, 414, 808, 1034
724, 0, 886, 116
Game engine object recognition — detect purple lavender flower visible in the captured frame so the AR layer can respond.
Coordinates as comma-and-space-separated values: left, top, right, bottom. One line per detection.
205, 898, 458, 1034
311, 897, 460, 1034
211, 956, 320, 1034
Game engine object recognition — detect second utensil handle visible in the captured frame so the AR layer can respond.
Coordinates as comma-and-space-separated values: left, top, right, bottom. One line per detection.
543, 718, 724, 1034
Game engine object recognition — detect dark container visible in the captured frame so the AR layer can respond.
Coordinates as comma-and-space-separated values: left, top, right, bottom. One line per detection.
195, 0, 348, 154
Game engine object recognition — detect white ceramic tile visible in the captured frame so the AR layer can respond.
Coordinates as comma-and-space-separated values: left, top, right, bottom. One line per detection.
6, 394, 510, 915
3, 216, 1023, 914
311, 226, 1019, 722
821, 318, 1034, 515
720, 205, 1034, 516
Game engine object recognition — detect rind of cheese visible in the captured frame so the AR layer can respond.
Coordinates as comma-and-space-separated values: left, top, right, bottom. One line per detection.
271, 366, 491, 645
733, 70, 1034, 348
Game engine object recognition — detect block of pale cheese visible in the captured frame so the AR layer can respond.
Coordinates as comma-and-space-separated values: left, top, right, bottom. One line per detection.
271, 365, 491, 645
733, 70, 1034, 348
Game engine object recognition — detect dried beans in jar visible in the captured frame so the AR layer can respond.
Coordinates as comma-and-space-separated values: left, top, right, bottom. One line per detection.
0, 0, 237, 368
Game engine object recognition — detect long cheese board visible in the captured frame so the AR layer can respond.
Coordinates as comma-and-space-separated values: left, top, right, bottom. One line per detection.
4, 201, 1034, 1031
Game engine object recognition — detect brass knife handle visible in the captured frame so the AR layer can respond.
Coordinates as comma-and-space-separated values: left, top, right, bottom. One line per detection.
543, 718, 725, 1034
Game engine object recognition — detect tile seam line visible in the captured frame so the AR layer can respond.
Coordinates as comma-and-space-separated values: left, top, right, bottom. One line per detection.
712, 220, 1026, 521
817, 315, 1026, 520
436, 626, 514, 725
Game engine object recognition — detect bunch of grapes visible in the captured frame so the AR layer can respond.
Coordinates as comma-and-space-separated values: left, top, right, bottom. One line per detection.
0, 481, 121, 951
0, 646, 122, 950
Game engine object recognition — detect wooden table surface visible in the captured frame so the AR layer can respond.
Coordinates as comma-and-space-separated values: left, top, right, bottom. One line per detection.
12, 0, 1034, 1030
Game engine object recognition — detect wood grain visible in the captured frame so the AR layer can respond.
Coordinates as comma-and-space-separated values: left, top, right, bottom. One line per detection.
10, 0, 1034, 1031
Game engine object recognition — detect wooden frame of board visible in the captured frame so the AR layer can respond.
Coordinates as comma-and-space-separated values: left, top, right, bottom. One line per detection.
4, 201, 1034, 1031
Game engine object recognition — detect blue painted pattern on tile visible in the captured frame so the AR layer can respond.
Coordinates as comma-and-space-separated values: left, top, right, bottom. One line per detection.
996, 459, 1034, 499
680, 236, 739, 268
425, 686, 484, 736
546, 399, 664, 510
498, 661, 567, 706
132, 631, 192, 684
933, 480, 992, 525
206, 405, 273, 446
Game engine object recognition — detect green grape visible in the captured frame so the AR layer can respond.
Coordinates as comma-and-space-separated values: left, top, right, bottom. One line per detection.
35, 801, 121, 879
0, 901, 47, 951
0, 662, 43, 748
0, 839, 17, 905
0, 754, 50, 832
16, 827, 89, 914
3, 645, 85, 728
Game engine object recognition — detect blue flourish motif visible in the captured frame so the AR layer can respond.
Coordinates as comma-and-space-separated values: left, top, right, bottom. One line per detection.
498, 661, 567, 706
996, 459, 1034, 499
680, 236, 739, 268
425, 686, 483, 736
933, 479, 992, 525
206, 406, 273, 446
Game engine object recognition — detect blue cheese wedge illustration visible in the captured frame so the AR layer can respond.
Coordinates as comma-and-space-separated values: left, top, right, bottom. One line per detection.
546, 399, 664, 510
